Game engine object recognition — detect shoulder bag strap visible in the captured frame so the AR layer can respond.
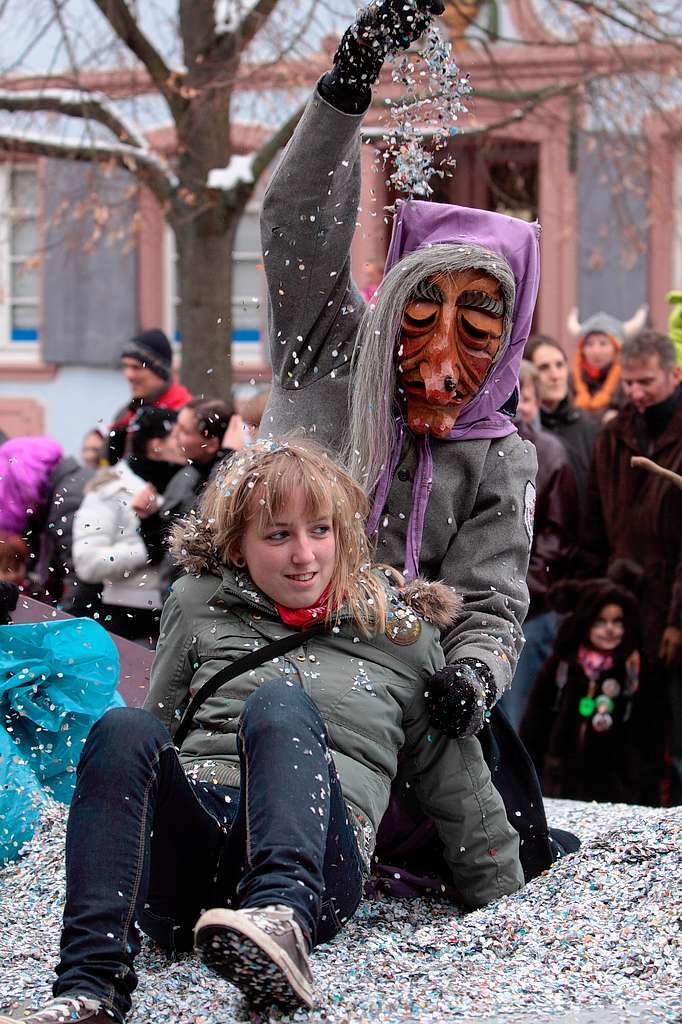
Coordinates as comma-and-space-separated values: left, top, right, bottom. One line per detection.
173, 620, 327, 750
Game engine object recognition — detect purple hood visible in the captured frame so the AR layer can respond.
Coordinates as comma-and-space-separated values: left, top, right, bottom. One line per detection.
384, 199, 541, 440
0, 436, 63, 534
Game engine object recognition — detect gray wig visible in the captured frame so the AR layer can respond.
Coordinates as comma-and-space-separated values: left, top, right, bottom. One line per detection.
344, 243, 516, 492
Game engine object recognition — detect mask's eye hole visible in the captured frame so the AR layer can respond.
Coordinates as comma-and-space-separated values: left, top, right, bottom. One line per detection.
402, 300, 439, 334
461, 315, 489, 340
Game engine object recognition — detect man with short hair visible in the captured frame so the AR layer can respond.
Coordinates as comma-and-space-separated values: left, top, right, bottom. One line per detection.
580, 329, 682, 803
108, 329, 192, 464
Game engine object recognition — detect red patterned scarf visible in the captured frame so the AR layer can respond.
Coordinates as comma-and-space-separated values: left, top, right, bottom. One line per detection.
275, 584, 333, 628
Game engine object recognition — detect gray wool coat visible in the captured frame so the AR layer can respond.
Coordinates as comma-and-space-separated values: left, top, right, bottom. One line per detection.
260, 88, 537, 700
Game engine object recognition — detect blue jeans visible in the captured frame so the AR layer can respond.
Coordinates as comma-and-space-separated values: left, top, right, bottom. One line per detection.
500, 611, 558, 731
54, 680, 364, 1021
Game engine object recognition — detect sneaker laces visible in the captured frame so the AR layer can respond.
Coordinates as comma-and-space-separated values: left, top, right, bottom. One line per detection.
31, 996, 105, 1021
241, 905, 296, 937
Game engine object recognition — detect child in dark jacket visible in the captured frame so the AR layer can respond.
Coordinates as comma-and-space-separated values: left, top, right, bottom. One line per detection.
520, 562, 647, 805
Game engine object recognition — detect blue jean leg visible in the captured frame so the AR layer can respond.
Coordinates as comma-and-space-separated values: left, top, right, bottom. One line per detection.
501, 611, 558, 731
54, 707, 234, 1020
225, 678, 364, 945
53, 684, 364, 1020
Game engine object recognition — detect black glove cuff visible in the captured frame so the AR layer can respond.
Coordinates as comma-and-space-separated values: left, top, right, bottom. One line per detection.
318, 70, 372, 116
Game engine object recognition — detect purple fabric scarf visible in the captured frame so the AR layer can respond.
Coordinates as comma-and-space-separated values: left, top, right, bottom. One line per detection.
368, 200, 541, 578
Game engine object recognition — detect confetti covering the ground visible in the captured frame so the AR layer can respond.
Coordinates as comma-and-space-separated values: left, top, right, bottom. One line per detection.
0, 799, 679, 1023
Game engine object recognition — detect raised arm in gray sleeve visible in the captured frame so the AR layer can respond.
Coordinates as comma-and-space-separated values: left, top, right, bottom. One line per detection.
260, 86, 367, 447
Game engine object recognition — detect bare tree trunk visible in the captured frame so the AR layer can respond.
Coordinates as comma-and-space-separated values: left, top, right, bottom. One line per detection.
175, 209, 237, 400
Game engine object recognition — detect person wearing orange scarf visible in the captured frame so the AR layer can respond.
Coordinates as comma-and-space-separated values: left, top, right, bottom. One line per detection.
567, 307, 648, 419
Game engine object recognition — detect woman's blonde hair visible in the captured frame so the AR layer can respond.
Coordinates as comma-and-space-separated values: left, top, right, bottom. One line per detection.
197, 436, 388, 635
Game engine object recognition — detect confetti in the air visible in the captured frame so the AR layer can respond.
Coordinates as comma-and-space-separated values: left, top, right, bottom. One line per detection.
383, 25, 472, 198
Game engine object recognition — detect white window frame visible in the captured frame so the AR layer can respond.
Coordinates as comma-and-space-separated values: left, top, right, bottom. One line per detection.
0, 162, 41, 363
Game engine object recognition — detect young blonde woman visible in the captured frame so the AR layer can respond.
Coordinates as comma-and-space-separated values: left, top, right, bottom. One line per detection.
1, 439, 522, 1024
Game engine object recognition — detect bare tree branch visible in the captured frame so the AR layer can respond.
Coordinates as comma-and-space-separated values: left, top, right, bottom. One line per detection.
565, 0, 682, 48
237, 0, 282, 53
89, 0, 186, 118
631, 456, 682, 490
0, 88, 146, 148
0, 130, 177, 205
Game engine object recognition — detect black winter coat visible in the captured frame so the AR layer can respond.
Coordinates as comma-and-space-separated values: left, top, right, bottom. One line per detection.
540, 397, 598, 519
518, 422, 578, 616
520, 652, 652, 805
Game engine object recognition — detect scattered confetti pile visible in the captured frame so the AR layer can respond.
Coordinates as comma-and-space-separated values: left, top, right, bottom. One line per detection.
0, 799, 679, 1023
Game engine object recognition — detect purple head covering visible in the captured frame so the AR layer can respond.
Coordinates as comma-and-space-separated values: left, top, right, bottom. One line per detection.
384, 198, 541, 441
0, 436, 63, 534
367, 200, 541, 579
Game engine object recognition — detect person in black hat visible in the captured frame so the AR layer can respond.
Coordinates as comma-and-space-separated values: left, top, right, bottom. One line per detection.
108, 329, 192, 465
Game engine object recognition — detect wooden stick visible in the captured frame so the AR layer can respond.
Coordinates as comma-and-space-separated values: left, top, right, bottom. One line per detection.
631, 456, 682, 490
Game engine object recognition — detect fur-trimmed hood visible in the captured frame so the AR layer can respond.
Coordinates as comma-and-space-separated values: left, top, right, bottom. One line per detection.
169, 512, 224, 577
170, 514, 461, 628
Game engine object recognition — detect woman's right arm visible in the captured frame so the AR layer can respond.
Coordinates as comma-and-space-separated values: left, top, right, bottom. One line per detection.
402, 696, 524, 908
143, 590, 195, 733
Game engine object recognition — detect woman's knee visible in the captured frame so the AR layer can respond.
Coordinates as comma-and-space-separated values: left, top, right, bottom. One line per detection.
240, 678, 323, 734
82, 707, 171, 771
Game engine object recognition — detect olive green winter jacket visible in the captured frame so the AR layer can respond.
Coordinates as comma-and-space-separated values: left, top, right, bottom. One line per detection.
144, 536, 523, 909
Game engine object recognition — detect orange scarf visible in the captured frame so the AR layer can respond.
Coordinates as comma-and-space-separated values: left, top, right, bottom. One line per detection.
572, 335, 621, 412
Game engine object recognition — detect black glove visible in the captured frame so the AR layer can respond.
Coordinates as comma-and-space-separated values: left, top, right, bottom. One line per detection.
320, 0, 445, 113
426, 658, 497, 738
0, 581, 19, 625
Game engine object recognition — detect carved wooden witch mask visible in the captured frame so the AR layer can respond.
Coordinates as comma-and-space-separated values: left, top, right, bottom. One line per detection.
397, 268, 505, 437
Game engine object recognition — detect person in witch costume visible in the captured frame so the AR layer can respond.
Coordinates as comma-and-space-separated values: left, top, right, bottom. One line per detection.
261, 0, 577, 877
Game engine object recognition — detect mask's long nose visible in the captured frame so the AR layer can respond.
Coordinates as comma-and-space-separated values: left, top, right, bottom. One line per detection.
419, 359, 458, 405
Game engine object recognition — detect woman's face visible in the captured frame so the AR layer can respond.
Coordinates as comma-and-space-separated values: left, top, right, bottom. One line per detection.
583, 332, 616, 371
232, 491, 336, 608
589, 603, 625, 652
530, 343, 569, 411
144, 433, 184, 464
81, 431, 103, 469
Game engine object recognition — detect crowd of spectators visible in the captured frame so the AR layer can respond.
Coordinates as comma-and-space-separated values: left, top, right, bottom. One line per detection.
1, 321, 680, 806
